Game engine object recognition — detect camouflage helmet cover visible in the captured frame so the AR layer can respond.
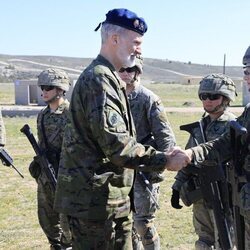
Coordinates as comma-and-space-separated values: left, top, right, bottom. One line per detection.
198, 73, 236, 102
37, 68, 70, 91
134, 55, 143, 73
243, 46, 250, 67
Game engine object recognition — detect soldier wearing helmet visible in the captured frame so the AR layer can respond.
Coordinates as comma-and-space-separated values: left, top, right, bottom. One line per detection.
243, 46, 250, 91
119, 56, 176, 250
29, 68, 72, 249
198, 73, 236, 114
171, 74, 237, 250
37, 68, 70, 104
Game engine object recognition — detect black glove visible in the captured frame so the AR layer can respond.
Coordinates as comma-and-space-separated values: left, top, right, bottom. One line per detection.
171, 189, 183, 209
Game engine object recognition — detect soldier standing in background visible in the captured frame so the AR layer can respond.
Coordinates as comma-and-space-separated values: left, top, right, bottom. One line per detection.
171, 73, 237, 250
54, 8, 189, 250
0, 108, 6, 147
119, 56, 176, 250
173, 46, 250, 250
29, 68, 72, 250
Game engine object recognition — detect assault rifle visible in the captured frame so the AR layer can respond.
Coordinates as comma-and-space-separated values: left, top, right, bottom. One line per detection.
0, 147, 24, 178
180, 121, 233, 250
229, 120, 247, 250
20, 124, 57, 190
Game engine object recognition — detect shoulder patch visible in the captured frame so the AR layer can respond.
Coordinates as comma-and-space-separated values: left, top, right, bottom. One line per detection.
108, 110, 120, 127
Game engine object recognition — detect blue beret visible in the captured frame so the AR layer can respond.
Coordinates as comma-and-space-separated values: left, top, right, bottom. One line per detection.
95, 8, 147, 35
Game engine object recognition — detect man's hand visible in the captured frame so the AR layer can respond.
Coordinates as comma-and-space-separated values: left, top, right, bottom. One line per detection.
165, 147, 193, 171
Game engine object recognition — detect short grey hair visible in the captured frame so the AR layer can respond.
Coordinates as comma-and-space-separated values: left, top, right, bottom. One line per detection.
101, 23, 127, 44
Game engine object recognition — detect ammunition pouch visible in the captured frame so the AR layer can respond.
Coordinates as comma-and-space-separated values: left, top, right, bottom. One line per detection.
180, 177, 202, 206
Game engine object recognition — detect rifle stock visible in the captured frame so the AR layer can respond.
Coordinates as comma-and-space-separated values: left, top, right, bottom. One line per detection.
20, 124, 57, 190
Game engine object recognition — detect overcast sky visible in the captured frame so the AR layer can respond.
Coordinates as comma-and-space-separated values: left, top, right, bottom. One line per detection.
1, 0, 249, 66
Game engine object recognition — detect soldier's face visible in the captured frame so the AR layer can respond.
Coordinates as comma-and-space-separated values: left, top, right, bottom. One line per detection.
118, 67, 136, 85
117, 30, 143, 68
244, 67, 250, 90
201, 94, 223, 113
41, 86, 57, 102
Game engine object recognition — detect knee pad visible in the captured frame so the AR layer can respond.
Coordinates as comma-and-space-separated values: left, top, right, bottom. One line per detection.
133, 221, 159, 246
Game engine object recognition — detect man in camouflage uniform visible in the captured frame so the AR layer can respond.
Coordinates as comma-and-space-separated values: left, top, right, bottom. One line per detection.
171, 74, 237, 250
175, 46, 250, 250
119, 56, 176, 250
54, 8, 189, 250
0, 109, 6, 147
29, 68, 72, 250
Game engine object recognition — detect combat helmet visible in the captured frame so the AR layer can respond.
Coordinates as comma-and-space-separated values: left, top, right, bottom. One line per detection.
243, 46, 250, 67
198, 73, 236, 102
37, 68, 70, 91
134, 55, 143, 74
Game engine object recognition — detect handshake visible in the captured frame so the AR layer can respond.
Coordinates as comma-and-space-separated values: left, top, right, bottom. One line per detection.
164, 147, 193, 171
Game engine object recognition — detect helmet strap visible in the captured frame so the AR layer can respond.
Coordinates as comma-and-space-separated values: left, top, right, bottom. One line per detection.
129, 70, 140, 84
44, 88, 64, 104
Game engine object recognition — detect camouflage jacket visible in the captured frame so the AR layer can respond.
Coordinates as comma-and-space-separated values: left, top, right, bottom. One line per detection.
128, 84, 176, 184
54, 55, 168, 219
128, 84, 176, 151
172, 110, 236, 191
0, 110, 6, 146
37, 99, 70, 172
191, 106, 250, 167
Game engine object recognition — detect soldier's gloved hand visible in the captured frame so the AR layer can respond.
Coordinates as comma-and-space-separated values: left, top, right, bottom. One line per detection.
29, 156, 42, 179
171, 189, 183, 209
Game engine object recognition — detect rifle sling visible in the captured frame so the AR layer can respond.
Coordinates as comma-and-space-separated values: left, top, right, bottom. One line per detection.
41, 113, 49, 150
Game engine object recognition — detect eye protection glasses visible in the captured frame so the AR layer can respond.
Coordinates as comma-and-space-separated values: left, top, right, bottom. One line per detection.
119, 67, 137, 73
244, 69, 250, 76
199, 93, 221, 101
41, 85, 55, 91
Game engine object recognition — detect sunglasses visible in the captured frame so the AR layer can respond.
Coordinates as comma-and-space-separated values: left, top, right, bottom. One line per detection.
199, 93, 221, 101
119, 67, 136, 73
244, 69, 250, 76
41, 85, 55, 91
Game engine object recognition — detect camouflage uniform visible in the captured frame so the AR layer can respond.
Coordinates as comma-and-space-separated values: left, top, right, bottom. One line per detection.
172, 111, 236, 249
30, 100, 71, 248
29, 68, 72, 249
128, 84, 176, 250
54, 55, 169, 250
191, 105, 250, 250
189, 46, 250, 250
172, 73, 237, 250
0, 109, 6, 146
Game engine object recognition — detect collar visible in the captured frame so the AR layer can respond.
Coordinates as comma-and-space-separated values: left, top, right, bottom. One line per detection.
42, 99, 69, 115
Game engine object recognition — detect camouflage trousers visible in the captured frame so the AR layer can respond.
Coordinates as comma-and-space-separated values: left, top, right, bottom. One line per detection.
132, 178, 160, 250
240, 182, 250, 249
193, 200, 219, 249
245, 217, 250, 250
69, 215, 132, 250
37, 179, 71, 247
